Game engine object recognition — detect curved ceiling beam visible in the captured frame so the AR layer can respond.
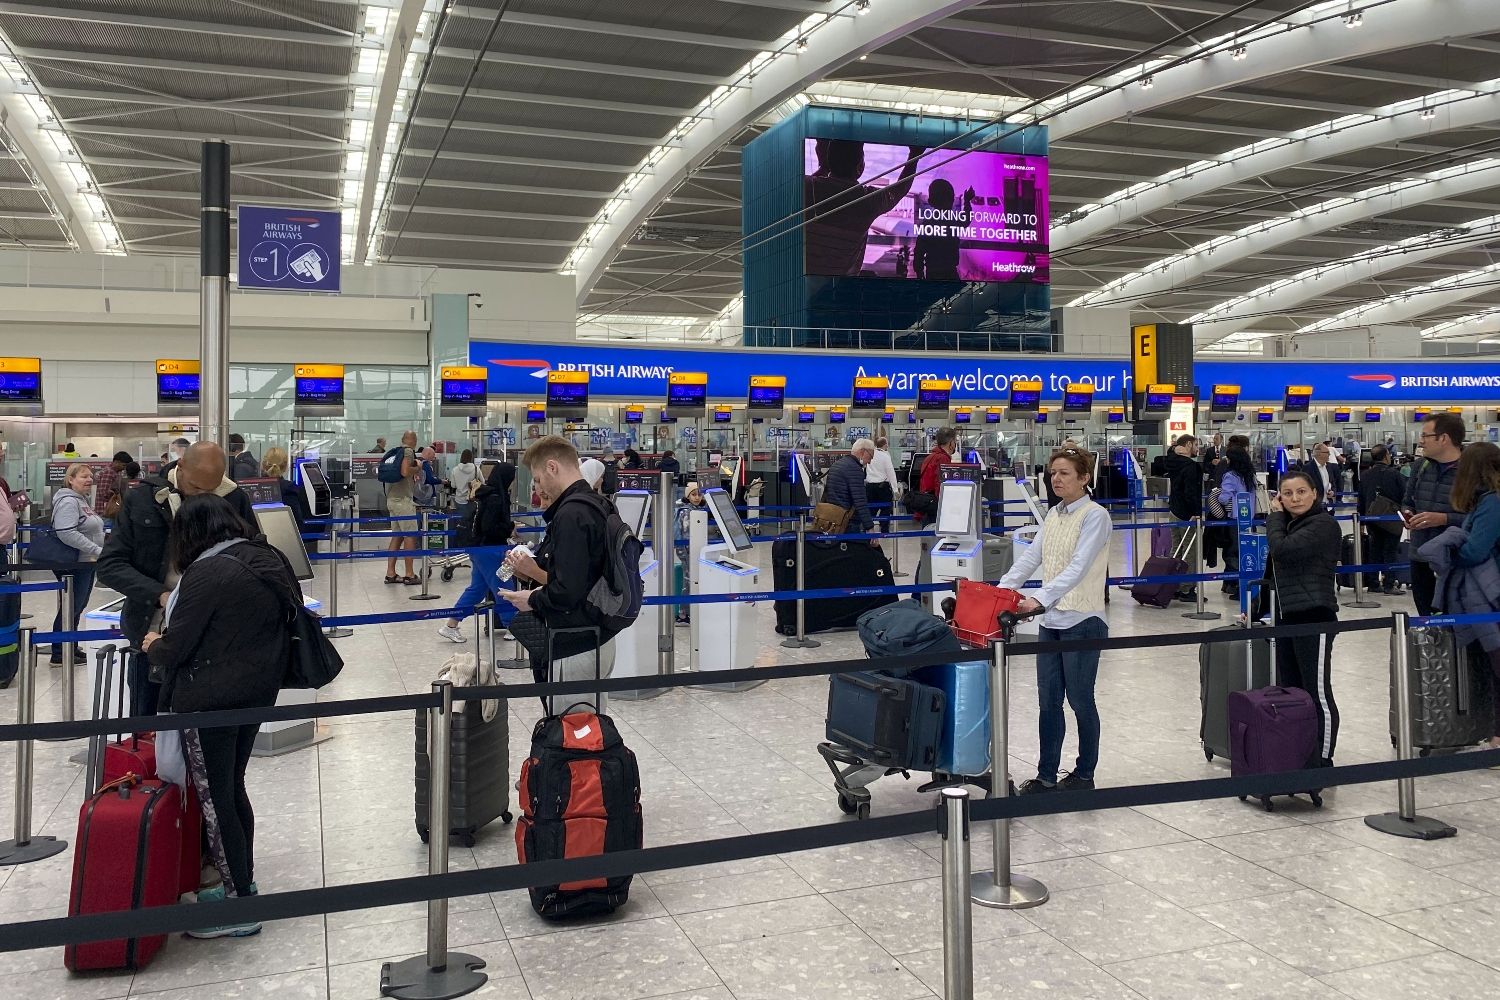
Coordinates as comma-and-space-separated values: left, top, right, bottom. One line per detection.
1071, 159, 1500, 307
1190, 213, 1500, 346
353, 0, 425, 263
1055, 85, 1500, 253
1423, 308, 1500, 342
0, 47, 112, 251
566, 0, 989, 308
1298, 261, 1500, 334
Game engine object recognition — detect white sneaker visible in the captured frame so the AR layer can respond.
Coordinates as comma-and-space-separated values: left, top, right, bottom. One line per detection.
437, 624, 467, 644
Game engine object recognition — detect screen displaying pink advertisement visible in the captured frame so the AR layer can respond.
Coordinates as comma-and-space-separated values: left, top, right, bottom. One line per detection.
803, 138, 1049, 284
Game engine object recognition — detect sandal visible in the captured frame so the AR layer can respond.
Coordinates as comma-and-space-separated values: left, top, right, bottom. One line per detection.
384, 574, 401, 585
402, 575, 422, 586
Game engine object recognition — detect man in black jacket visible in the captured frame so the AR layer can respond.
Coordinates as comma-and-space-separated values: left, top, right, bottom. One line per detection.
96, 442, 258, 715
1402, 412, 1465, 615
1161, 434, 1203, 600
500, 436, 614, 712
1357, 444, 1407, 595
1296, 442, 1345, 507
824, 439, 878, 544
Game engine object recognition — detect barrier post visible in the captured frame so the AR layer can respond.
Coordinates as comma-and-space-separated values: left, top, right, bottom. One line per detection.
0, 629, 68, 866
60, 573, 77, 720
15, 506, 31, 620
380, 681, 488, 999
1342, 513, 1381, 610
324, 505, 353, 637
410, 510, 441, 602
939, 787, 974, 1000
970, 634, 1047, 909
1365, 611, 1458, 841
892, 521, 907, 578
780, 514, 821, 650
1182, 516, 1220, 621
655, 471, 675, 675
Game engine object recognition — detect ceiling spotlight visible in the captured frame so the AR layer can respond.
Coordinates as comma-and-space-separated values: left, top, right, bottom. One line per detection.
796, 37, 808, 52
1231, 46, 1247, 60
856, 0, 870, 13
1140, 75, 1154, 90
1344, 11, 1362, 26
1421, 106, 1436, 119
858, 53, 868, 60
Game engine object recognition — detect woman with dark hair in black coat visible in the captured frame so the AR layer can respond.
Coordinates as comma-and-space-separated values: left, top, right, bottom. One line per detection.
1265, 469, 1343, 767
142, 494, 302, 940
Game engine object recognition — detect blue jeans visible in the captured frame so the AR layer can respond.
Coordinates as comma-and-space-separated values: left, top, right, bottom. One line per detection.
1035, 616, 1108, 783
449, 549, 516, 628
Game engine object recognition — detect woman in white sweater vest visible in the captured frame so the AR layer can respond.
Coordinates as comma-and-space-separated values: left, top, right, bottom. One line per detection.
997, 447, 1112, 793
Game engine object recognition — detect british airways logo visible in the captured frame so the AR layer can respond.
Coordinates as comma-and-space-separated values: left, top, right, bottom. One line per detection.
1349, 373, 1396, 390
493, 359, 552, 379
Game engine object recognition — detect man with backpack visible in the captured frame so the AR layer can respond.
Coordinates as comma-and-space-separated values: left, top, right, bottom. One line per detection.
378, 431, 422, 585
500, 436, 642, 714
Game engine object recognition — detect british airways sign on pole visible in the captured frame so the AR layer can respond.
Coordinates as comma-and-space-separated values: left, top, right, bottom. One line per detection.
236, 206, 340, 293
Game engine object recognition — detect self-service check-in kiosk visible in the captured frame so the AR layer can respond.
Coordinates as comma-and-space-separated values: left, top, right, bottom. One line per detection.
293, 457, 332, 518
609, 490, 664, 700
926, 478, 984, 614
692, 488, 763, 689
253, 504, 331, 754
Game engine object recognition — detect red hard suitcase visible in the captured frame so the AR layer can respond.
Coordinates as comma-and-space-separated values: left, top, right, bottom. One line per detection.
65, 776, 186, 971
89, 645, 203, 899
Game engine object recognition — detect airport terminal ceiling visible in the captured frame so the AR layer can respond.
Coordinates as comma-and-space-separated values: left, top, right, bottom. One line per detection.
1, 1, 1499, 348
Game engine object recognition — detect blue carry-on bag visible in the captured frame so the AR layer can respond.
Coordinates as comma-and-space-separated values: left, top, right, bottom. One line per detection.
913, 661, 990, 776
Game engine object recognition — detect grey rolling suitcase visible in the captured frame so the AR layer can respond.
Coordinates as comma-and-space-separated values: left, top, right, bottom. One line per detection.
1200, 624, 1274, 762
1393, 627, 1495, 753
415, 665, 512, 847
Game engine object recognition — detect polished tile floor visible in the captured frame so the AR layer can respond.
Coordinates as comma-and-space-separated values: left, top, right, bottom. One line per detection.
3, 532, 1498, 1000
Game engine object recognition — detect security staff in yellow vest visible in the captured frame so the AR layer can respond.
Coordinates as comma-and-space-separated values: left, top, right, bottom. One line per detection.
997, 447, 1112, 793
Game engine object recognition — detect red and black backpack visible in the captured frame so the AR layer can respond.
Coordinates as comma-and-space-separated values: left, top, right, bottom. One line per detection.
516, 707, 642, 918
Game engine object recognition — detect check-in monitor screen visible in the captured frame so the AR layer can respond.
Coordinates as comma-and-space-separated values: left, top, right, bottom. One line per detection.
1062, 389, 1093, 413
916, 384, 951, 411
254, 504, 314, 581
1008, 386, 1041, 412
851, 384, 887, 411
294, 376, 343, 407
747, 384, 785, 410
935, 480, 977, 537
705, 488, 752, 554
1284, 388, 1313, 414
614, 491, 651, 540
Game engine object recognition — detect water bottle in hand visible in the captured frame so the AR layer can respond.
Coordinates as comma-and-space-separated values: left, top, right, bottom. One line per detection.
497, 543, 533, 582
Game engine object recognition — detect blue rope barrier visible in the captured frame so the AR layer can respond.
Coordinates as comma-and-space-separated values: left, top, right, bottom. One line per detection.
1414, 611, 1500, 628
0, 581, 66, 594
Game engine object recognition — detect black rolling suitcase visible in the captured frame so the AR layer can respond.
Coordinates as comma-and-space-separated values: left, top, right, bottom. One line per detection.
415, 654, 512, 847
1200, 624, 1273, 762
517, 628, 643, 919
773, 537, 896, 634
825, 670, 945, 771
1394, 627, 1495, 753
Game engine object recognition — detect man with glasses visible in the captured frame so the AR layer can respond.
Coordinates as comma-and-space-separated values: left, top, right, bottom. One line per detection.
1402, 412, 1465, 615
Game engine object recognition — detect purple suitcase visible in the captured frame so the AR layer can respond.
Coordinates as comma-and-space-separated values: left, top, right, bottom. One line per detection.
1228, 686, 1323, 811
1132, 555, 1187, 609
1150, 523, 1173, 559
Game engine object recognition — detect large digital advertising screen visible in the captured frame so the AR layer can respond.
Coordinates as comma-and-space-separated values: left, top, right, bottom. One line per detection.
803, 138, 1048, 284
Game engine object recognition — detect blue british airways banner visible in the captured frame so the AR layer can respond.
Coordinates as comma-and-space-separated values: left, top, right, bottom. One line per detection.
471, 341, 1500, 405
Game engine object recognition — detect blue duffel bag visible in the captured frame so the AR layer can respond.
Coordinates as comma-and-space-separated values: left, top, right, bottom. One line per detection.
857, 599, 962, 666
914, 661, 990, 776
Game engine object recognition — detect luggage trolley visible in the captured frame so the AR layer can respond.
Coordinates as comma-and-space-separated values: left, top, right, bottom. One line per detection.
817, 590, 1035, 819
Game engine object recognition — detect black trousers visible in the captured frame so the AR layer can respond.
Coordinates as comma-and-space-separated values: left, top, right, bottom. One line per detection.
199, 724, 260, 897
1275, 606, 1339, 763
128, 650, 162, 718
866, 482, 894, 534
1409, 560, 1438, 617
1363, 529, 1402, 590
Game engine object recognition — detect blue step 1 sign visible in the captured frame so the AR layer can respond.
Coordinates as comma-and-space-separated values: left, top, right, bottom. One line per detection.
237, 206, 340, 293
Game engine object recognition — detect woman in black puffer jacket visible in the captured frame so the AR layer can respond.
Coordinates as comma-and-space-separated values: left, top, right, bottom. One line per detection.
142, 494, 301, 939
1266, 469, 1343, 766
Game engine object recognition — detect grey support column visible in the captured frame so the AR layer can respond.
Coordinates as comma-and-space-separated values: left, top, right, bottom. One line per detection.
200, 140, 231, 449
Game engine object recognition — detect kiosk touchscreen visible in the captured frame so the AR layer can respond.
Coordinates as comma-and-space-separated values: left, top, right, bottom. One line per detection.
614, 490, 652, 540
255, 504, 315, 581
693, 487, 762, 688
294, 457, 332, 518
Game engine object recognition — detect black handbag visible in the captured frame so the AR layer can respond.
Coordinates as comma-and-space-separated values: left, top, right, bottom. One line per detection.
284, 603, 344, 689
905, 491, 937, 518
24, 516, 84, 568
